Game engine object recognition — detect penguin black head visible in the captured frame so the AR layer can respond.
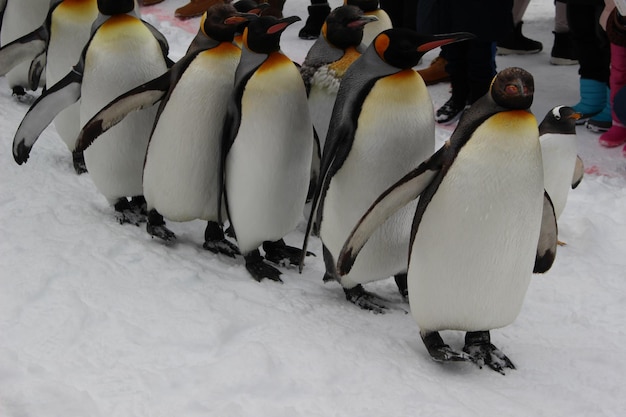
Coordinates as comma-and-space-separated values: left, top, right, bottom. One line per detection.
233, 0, 270, 14
345, 0, 379, 13
490, 67, 535, 110
372, 29, 475, 69
322, 6, 377, 49
243, 15, 301, 53
200, 4, 257, 42
538, 105, 580, 135
97, 0, 135, 15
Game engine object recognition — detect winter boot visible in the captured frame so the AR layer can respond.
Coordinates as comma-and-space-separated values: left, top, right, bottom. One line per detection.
175, 0, 224, 19
417, 56, 450, 85
496, 21, 543, 55
298, 0, 330, 40
550, 31, 578, 65
585, 87, 612, 132
572, 78, 608, 124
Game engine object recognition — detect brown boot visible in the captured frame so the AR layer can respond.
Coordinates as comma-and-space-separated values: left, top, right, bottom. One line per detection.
141, 0, 166, 5
417, 56, 450, 86
175, 0, 228, 19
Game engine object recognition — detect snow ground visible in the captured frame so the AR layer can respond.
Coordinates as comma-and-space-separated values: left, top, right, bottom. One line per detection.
0, 1, 625, 416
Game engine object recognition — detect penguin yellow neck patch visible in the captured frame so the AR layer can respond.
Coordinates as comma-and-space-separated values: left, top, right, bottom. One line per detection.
257, 52, 293, 73
57, 0, 98, 18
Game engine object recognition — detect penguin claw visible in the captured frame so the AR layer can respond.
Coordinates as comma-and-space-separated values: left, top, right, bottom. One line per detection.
203, 239, 240, 258
262, 240, 314, 267
245, 258, 283, 283
463, 332, 515, 375
114, 210, 146, 226
343, 285, 389, 314
147, 223, 177, 242
421, 331, 473, 363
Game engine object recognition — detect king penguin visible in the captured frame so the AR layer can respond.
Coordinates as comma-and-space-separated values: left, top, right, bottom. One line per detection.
0, 0, 99, 173
0, 0, 49, 98
12, 0, 170, 225
300, 28, 473, 311
539, 105, 584, 223
300, 5, 377, 185
75, 4, 255, 255
221, 15, 314, 282
345, 0, 392, 46
337, 67, 558, 374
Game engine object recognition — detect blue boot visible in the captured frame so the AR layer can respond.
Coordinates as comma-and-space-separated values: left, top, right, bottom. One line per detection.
586, 87, 612, 132
573, 78, 608, 124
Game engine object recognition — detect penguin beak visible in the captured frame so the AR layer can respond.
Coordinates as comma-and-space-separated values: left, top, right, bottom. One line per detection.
267, 15, 301, 34
570, 112, 582, 121
249, 2, 270, 15
347, 15, 378, 29
417, 32, 476, 52
225, 13, 259, 25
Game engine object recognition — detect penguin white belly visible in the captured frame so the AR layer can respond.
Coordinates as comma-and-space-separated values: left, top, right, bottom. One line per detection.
226, 57, 313, 254
308, 65, 341, 145
321, 71, 434, 288
143, 45, 241, 222
0, 0, 49, 88
361, 10, 393, 46
409, 111, 543, 332
47, 0, 99, 150
81, 15, 167, 203
540, 133, 578, 219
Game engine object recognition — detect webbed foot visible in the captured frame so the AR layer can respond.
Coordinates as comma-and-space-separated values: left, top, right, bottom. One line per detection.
203, 221, 240, 257
344, 285, 390, 314
263, 239, 314, 267
114, 198, 147, 226
146, 209, 176, 241
245, 250, 283, 283
463, 331, 515, 375
421, 331, 473, 362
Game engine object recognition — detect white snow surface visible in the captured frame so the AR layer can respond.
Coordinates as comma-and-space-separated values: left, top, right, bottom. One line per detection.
1, 1, 626, 416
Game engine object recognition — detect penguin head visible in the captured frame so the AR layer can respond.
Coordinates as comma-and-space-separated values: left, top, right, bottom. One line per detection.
200, 3, 257, 42
344, 0, 379, 13
490, 67, 535, 110
372, 29, 475, 69
322, 6, 378, 49
233, 0, 270, 14
539, 105, 580, 135
97, 0, 135, 15
243, 15, 301, 53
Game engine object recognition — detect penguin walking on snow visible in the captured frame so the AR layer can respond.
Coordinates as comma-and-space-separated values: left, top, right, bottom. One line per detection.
300, 28, 474, 312
75, 4, 255, 256
539, 106, 584, 227
337, 67, 558, 374
0, 0, 100, 174
13, 0, 171, 225
300, 5, 377, 192
222, 15, 314, 282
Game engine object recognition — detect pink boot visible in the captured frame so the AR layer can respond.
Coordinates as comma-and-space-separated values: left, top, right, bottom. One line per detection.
601, 15, 626, 148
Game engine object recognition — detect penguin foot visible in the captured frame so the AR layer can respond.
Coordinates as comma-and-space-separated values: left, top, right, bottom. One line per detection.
463, 331, 516, 375
203, 239, 240, 258
147, 223, 177, 242
11, 86, 35, 104
421, 331, 473, 363
344, 285, 389, 314
263, 239, 314, 267
114, 198, 147, 226
557, 240, 567, 246
72, 151, 88, 175
245, 250, 283, 283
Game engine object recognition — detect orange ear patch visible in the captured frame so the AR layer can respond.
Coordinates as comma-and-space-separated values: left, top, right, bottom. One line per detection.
374, 33, 390, 57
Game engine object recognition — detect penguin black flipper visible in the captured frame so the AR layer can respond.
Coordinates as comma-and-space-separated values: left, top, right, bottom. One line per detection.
75, 70, 172, 153
12, 67, 83, 164
534, 190, 558, 274
336, 147, 445, 275
28, 50, 46, 91
572, 155, 584, 189
0, 24, 48, 78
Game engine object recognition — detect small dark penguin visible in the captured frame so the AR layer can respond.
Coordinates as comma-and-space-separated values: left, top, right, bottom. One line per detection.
337, 67, 558, 373
13, 0, 171, 225
221, 15, 314, 282
301, 28, 474, 311
345, 0, 392, 46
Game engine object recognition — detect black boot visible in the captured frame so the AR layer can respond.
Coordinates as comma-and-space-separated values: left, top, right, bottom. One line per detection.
497, 21, 543, 55
550, 31, 578, 65
298, 0, 330, 40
